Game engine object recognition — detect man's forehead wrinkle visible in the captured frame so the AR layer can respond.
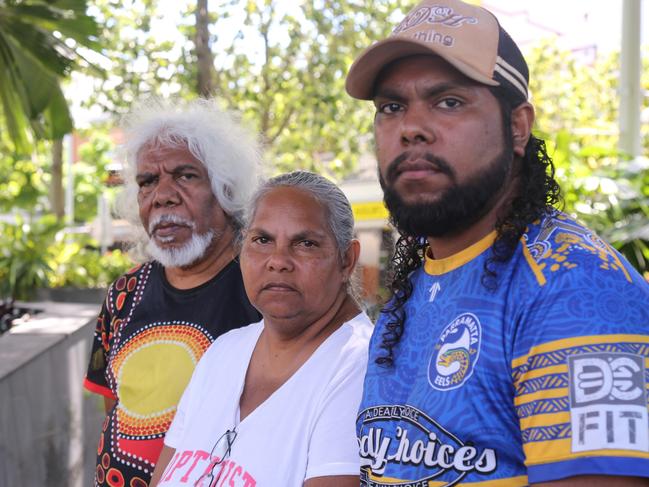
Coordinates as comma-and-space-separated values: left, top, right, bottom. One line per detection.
373, 86, 407, 102
375, 63, 482, 101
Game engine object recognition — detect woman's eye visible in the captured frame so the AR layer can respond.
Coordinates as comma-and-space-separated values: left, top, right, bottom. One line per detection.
252, 236, 269, 244
299, 240, 316, 248
178, 173, 197, 181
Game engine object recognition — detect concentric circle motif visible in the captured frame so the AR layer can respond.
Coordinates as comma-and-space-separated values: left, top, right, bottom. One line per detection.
97, 433, 104, 455
96, 465, 105, 484
102, 452, 111, 469
127, 276, 137, 292
130, 477, 148, 487
113, 323, 212, 437
106, 467, 125, 487
115, 276, 127, 291
116, 292, 127, 311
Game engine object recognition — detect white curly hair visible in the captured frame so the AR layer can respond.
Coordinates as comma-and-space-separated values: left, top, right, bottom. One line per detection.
116, 97, 262, 262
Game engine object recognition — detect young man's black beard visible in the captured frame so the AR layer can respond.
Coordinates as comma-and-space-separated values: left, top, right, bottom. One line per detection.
381, 147, 513, 239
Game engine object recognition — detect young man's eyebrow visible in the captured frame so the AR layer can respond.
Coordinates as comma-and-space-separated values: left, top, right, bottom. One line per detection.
373, 87, 407, 102
374, 80, 476, 101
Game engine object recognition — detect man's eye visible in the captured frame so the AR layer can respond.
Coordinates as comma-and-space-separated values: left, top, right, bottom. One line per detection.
138, 178, 155, 188
178, 173, 197, 181
437, 98, 462, 109
378, 102, 402, 114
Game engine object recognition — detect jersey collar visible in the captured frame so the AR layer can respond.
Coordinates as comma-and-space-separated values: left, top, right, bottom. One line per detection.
424, 230, 497, 276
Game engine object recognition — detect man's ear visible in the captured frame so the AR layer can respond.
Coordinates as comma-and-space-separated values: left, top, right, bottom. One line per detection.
511, 102, 535, 158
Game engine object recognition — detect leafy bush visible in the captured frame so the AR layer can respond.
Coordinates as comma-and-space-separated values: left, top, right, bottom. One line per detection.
48, 239, 132, 289
0, 218, 132, 301
0, 216, 61, 301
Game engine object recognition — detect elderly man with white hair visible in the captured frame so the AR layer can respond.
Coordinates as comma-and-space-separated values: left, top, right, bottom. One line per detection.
84, 98, 262, 487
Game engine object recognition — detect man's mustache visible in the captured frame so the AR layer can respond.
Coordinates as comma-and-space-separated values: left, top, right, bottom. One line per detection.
385, 152, 455, 184
148, 214, 196, 234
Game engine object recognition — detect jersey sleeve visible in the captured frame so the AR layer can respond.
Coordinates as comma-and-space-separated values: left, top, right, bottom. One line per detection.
83, 288, 117, 399
305, 332, 369, 479
511, 235, 649, 483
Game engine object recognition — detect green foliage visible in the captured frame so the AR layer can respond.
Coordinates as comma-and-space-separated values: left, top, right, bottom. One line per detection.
0, 216, 132, 300
0, 0, 101, 153
206, 0, 411, 177
72, 130, 115, 222
48, 239, 131, 289
0, 131, 114, 223
0, 151, 49, 213
82, 0, 411, 179
0, 215, 62, 300
80, 0, 182, 113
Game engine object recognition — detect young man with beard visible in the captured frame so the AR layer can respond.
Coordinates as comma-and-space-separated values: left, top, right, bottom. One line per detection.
346, 1, 649, 485
83, 99, 261, 487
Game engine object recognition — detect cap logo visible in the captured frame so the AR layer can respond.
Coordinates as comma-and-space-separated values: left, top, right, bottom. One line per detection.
393, 5, 477, 35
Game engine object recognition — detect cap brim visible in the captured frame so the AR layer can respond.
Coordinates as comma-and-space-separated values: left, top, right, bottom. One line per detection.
346, 38, 498, 100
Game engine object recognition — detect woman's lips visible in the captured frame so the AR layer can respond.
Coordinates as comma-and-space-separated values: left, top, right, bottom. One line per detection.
261, 282, 297, 292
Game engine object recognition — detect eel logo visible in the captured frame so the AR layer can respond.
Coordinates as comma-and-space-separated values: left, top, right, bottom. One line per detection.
428, 313, 481, 391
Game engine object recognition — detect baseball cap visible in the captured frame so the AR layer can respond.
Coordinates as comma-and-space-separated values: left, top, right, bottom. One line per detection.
345, 0, 529, 101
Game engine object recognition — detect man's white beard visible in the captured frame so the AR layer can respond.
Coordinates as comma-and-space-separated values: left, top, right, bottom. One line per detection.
147, 230, 215, 268
146, 214, 216, 268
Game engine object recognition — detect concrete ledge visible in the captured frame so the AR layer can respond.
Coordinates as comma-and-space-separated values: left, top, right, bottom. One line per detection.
0, 301, 98, 381
0, 300, 105, 487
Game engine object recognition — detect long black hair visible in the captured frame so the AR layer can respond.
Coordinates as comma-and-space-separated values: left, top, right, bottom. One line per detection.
375, 87, 562, 367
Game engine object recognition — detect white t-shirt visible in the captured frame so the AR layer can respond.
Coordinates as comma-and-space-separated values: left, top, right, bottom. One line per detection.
158, 312, 372, 487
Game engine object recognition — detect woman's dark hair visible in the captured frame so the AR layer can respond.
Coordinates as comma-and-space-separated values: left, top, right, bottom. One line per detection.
375, 87, 562, 367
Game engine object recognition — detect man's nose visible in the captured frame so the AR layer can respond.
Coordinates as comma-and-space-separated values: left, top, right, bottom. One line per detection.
153, 177, 181, 208
400, 104, 435, 146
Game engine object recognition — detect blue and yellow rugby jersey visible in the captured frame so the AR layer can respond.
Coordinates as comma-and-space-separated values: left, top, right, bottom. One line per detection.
358, 213, 649, 485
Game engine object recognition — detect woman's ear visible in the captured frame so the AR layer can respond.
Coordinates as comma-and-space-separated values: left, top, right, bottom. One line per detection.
341, 239, 361, 282
511, 102, 535, 158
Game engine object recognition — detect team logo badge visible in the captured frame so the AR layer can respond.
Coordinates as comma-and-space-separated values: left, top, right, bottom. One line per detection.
428, 313, 481, 391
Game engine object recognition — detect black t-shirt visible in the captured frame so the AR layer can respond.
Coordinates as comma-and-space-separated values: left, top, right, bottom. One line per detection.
84, 260, 260, 487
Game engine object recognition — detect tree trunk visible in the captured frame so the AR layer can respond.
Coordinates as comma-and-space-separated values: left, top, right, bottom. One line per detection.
50, 138, 65, 221
195, 0, 214, 97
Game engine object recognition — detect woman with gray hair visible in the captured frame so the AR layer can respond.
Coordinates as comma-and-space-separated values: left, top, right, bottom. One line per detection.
151, 171, 371, 487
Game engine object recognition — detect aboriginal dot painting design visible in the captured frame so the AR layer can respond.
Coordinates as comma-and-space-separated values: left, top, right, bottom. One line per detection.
525, 213, 632, 283
112, 322, 212, 437
98, 323, 213, 481
93, 263, 216, 486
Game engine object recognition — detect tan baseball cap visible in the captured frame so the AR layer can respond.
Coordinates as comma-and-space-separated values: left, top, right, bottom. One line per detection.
345, 0, 529, 101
